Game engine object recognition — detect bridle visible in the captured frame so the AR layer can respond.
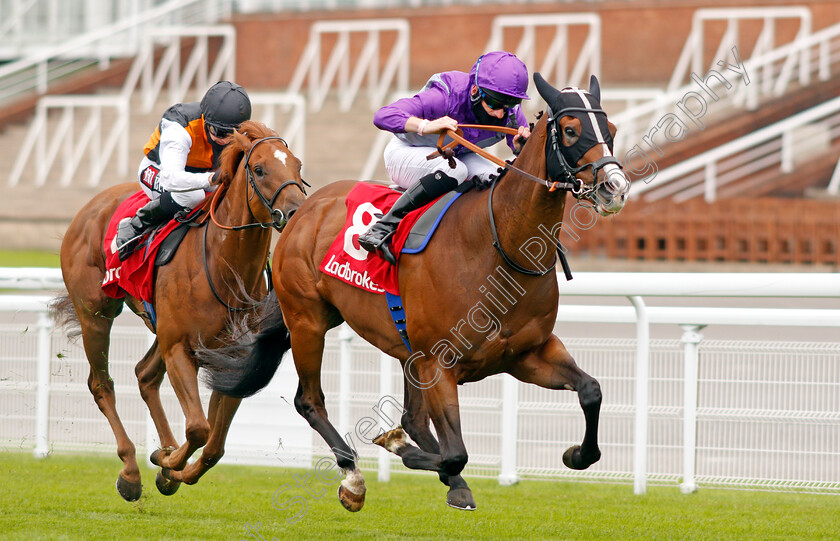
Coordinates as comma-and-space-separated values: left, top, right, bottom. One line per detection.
544, 105, 623, 199
209, 135, 309, 231
203, 135, 308, 312
429, 116, 617, 280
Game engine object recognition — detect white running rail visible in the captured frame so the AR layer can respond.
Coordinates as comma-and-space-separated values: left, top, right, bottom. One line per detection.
287, 19, 409, 112
7, 25, 237, 189
630, 94, 840, 203
4, 269, 840, 495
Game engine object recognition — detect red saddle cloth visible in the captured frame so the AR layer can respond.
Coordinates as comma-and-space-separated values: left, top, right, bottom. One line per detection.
101, 191, 191, 302
319, 183, 437, 295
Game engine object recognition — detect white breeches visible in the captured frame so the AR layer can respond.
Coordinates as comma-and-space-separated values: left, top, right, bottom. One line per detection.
383, 138, 500, 189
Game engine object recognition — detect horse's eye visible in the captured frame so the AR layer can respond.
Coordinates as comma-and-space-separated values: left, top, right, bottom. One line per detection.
253, 165, 264, 176
564, 127, 577, 138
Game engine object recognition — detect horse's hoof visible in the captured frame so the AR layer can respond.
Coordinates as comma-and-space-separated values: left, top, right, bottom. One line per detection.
372, 426, 407, 454
155, 469, 181, 496
116, 474, 142, 502
445, 487, 476, 511
337, 484, 365, 512
150, 447, 174, 468
562, 445, 600, 470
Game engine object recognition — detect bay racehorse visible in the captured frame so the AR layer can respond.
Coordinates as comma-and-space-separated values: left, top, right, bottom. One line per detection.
51, 120, 307, 501
202, 74, 630, 510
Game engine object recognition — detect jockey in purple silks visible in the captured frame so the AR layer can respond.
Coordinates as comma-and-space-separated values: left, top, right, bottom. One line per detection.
358, 51, 532, 264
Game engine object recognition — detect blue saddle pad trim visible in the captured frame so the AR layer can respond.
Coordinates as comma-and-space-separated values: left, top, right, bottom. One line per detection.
143, 300, 157, 333
385, 291, 411, 353
401, 191, 462, 254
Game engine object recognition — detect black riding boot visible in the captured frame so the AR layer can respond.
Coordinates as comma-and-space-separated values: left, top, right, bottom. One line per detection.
358, 171, 459, 264
115, 196, 172, 261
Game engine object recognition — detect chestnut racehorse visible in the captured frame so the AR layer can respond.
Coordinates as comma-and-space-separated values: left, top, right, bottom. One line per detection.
203, 74, 630, 510
51, 121, 307, 501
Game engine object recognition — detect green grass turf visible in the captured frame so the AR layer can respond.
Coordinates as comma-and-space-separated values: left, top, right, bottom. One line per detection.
0, 250, 59, 268
0, 452, 837, 540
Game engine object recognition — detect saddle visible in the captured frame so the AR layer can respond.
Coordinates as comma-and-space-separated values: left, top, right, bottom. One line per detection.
102, 191, 210, 303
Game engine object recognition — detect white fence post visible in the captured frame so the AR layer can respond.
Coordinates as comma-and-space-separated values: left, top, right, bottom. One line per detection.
145, 332, 158, 468
33, 311, 53, 459
498, 374, 520, 485
628, 295, 649, 495
378, 352, 392, 483
680, 324, 705, 494
338, 324, 353, 438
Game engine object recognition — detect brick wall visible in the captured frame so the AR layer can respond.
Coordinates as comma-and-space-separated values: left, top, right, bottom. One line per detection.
231, 0, 840, 89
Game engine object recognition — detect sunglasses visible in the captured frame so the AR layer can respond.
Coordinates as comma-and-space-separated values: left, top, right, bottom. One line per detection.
479, 89, 521, 111
208, 125, 234, 139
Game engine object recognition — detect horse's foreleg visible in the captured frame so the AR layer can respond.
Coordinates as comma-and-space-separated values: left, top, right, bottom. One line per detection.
508, 335, 601, 470
165, 392, 241, 488
397, 380, 474, 501
291, 328, 366, 512
401, 368, 475, 510
78, 307, 142, 501
158, 343, 210, 471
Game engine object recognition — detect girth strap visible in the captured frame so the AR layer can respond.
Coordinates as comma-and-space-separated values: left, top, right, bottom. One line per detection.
385, 292, 412, 353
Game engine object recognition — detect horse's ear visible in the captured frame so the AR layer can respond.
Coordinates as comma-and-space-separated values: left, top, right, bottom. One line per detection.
608, 119, 617, 139
534, 72, 560, 106
233, 129, 252, 152
589, 74, 601, 102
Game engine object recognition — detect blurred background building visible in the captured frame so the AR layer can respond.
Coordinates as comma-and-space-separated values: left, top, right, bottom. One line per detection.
1, 0, 839, 268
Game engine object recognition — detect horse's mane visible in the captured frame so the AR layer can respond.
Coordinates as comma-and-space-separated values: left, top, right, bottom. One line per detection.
216, 120, 280, 186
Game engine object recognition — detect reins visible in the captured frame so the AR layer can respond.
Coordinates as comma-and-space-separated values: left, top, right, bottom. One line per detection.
203, 135, 304, 311
428, 124, 579, 192
201, 219, 272, 313
429, 123, 574, 280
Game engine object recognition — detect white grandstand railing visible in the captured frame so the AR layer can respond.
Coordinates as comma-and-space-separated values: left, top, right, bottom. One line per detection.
612, 10, 840, 157
826, 156, 840, 195
0, 0, 232, 106
359, 90, 412, 181
484, 13, 601, 99
7, 26, 237, 189
630, 94, 840, 203
0, 0, 231, 60
287, 19, 409, 112
4, 269, 840, 495
8, 94, 130, 188
250, 92, 307, 171
0, 0, 151, 59
135, 25, 236, 113
667, 7, 812, 96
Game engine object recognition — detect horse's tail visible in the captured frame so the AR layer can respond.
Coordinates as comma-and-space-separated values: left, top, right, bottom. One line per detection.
48, 294, 82, 341
199, 290, 291, 398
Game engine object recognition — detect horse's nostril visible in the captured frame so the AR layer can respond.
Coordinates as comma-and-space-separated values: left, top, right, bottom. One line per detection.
287, 209, 296, 221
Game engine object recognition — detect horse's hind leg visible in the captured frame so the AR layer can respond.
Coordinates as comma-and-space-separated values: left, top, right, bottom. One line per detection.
75, 298, 143, 501
291, 322, 366, 512
164, 391, 241, 487
508, 335, 601, 470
